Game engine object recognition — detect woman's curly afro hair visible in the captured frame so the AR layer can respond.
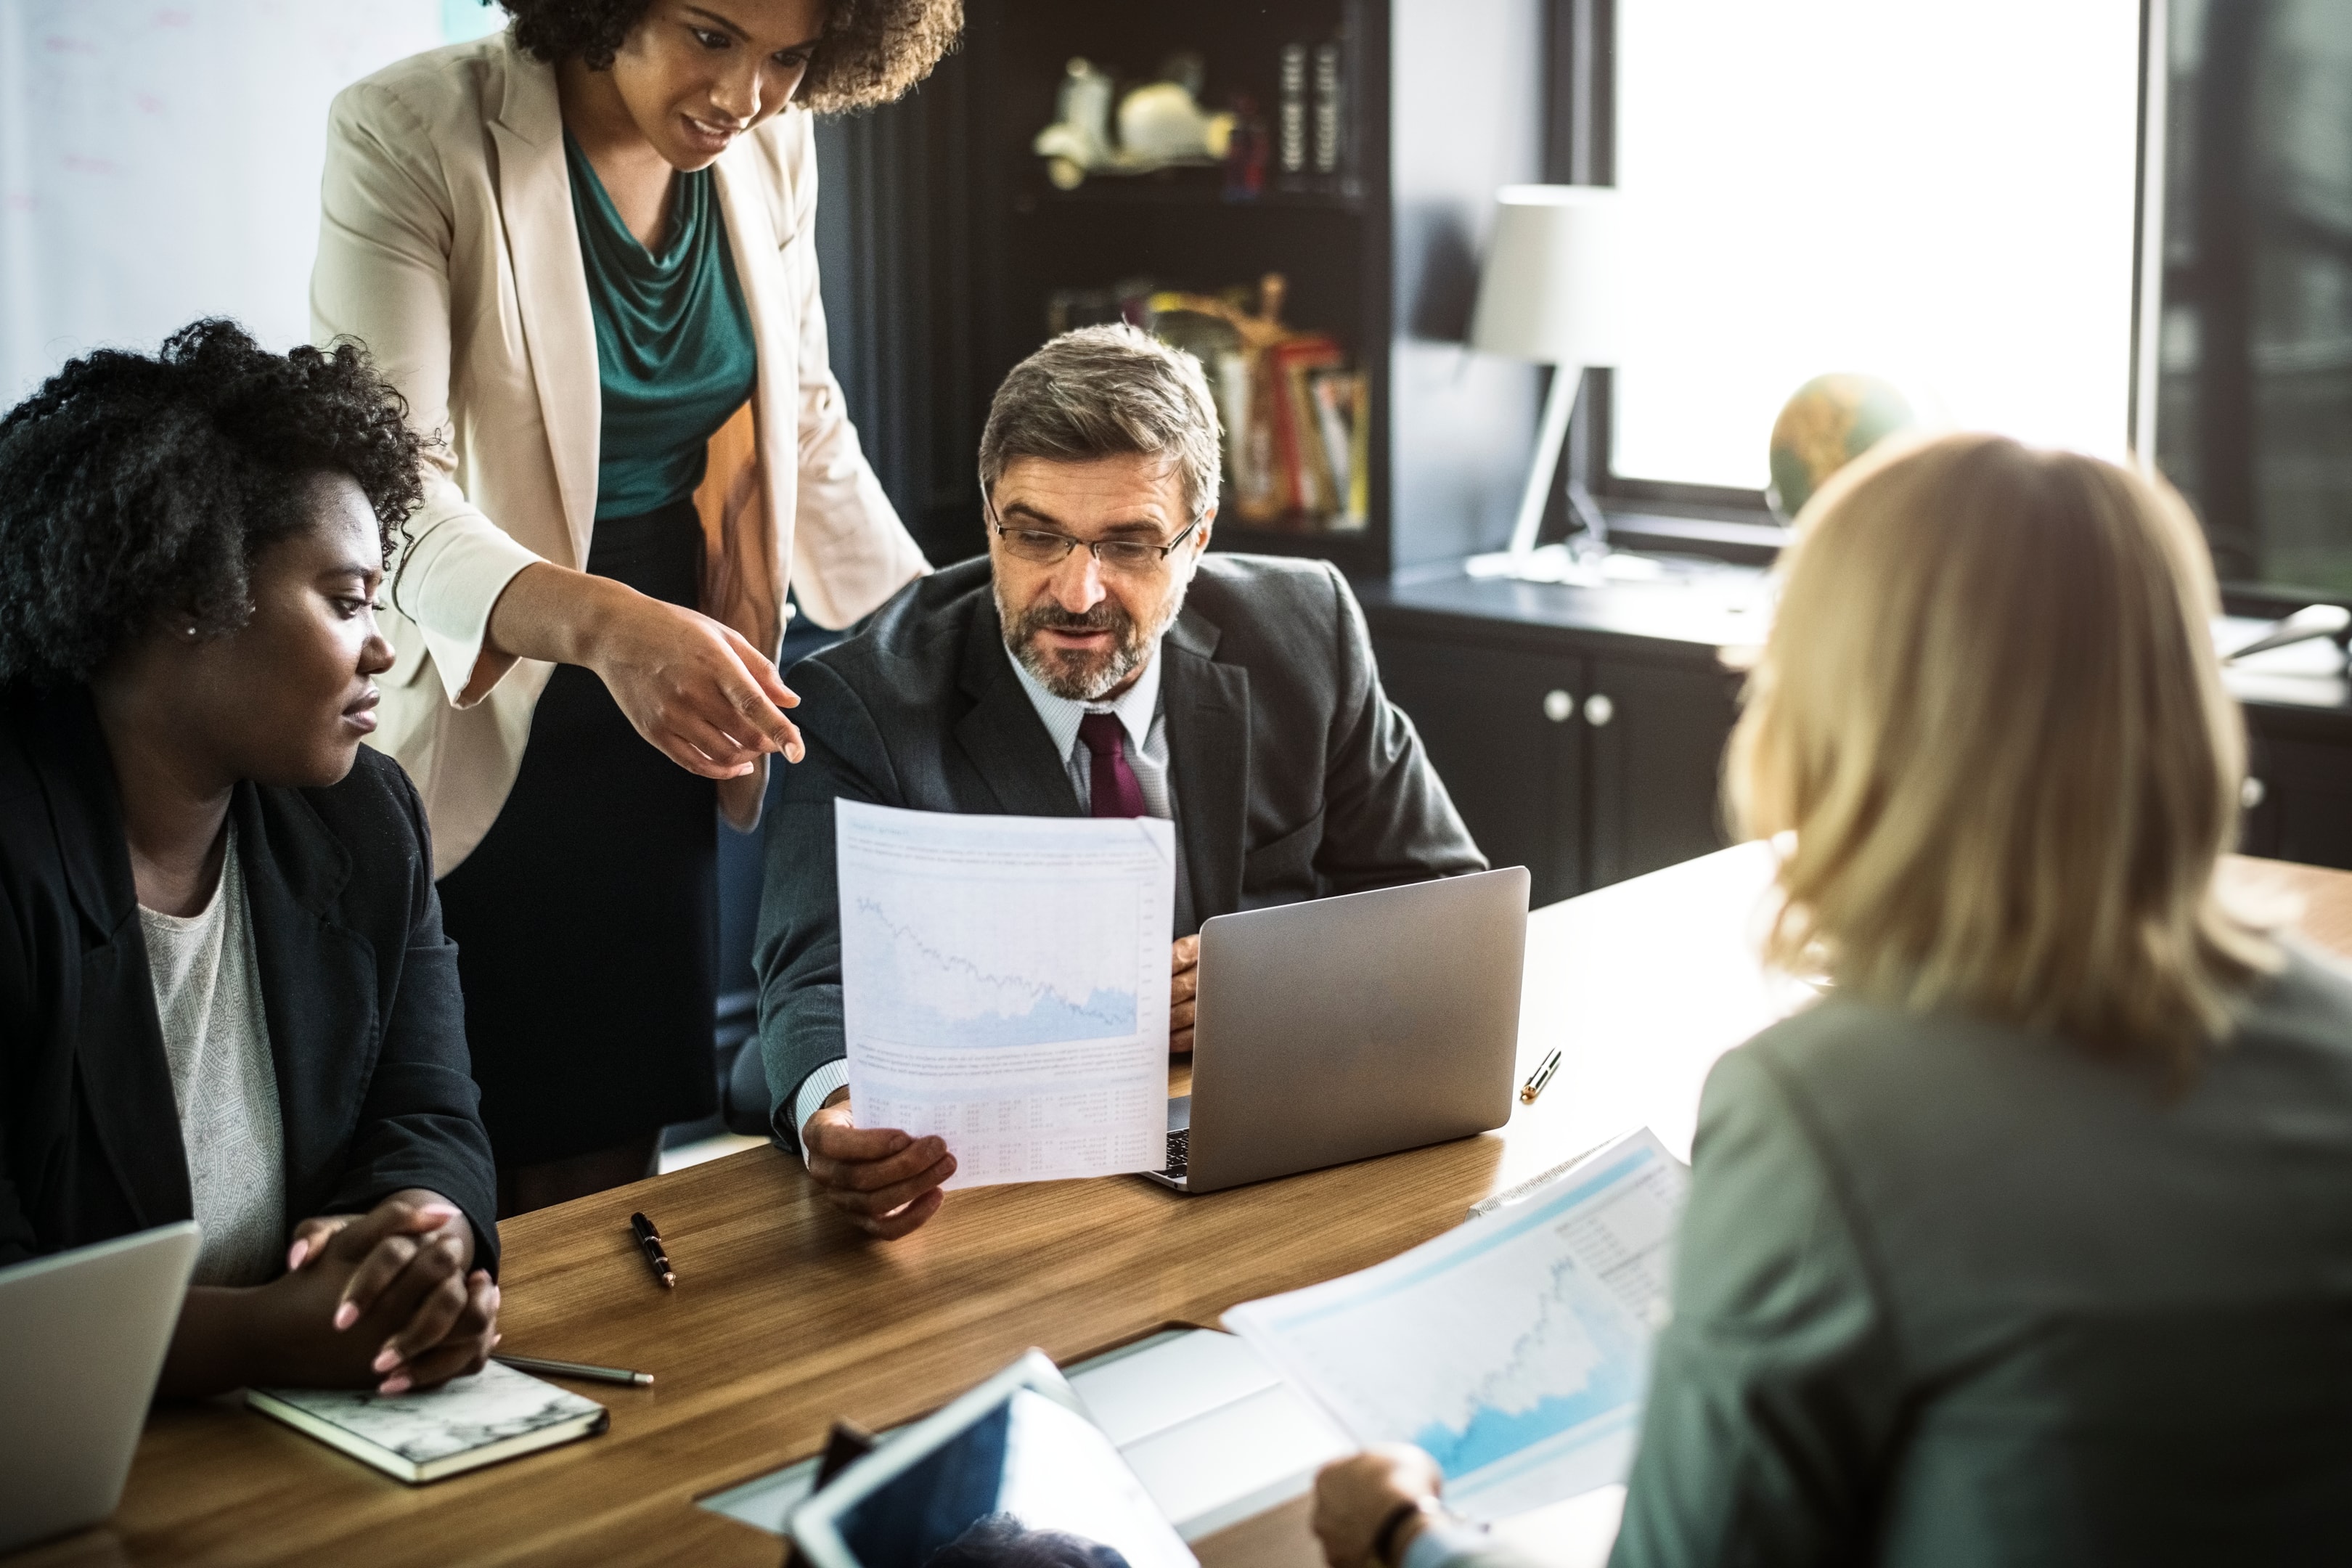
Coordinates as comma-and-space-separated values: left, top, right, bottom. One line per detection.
498, 0, 960, 114
0, 319, 425, 687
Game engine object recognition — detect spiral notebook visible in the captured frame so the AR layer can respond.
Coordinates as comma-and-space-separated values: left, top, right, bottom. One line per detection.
248, 1360, 608, 1484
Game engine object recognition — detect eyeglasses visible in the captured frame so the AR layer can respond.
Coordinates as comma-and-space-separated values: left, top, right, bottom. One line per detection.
986, 502, 1205, 575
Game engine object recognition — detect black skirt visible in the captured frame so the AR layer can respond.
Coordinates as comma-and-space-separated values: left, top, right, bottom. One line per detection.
436, 498, 719, 1168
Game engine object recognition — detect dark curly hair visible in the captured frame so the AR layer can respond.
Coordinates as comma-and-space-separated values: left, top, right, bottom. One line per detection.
495, 0, 960, 113
0, 319, 425, 687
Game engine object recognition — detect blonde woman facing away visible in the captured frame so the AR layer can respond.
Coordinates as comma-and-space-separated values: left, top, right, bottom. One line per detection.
311, 0, 956, 1211
1312, 434, 2352, 1567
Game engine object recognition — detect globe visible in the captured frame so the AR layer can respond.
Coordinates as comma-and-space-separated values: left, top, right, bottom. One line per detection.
1766, 374, 1916, 522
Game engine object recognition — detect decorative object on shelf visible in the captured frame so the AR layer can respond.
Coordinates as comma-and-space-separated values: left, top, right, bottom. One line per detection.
1093, 274, 1366, 534
1033, 54, 1236, 189
1463, 185, 1633, 586
1765, 373, 1916, 522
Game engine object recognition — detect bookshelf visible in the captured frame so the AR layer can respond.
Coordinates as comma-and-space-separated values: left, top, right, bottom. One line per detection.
812, 0, 1548, 580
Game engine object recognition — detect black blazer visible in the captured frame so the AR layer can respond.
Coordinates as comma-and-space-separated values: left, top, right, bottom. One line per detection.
0, 685, 499, 1273
752, 552, 1486, 1144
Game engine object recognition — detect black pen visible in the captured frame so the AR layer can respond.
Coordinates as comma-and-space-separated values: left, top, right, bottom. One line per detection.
630, 1211, 675, 1289
1519, 1048, 1562, 1104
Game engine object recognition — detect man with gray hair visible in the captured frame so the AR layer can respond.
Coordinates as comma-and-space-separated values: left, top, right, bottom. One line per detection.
753, 324, 1484, 1238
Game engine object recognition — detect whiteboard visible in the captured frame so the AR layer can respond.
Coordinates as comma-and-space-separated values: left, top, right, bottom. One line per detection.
0, 0, 501, 402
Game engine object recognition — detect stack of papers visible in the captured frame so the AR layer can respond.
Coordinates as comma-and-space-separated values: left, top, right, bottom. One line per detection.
698, 1330, 1349, 1543
1225, 1130, 1688, 1519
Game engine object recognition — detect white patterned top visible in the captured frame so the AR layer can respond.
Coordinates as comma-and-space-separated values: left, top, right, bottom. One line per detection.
139, 821, 287, 1287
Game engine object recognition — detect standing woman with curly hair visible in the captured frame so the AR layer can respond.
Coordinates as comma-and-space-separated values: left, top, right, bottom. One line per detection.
313, 0, 960, 1211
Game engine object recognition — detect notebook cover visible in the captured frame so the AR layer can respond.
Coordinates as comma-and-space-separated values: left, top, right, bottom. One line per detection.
248, 1360, 608, 1484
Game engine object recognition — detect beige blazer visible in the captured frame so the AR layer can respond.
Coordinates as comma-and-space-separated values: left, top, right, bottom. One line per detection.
312, 30, 928, 875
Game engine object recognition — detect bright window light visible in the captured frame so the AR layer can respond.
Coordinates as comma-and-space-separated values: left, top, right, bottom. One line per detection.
1610, 0, 2144, 491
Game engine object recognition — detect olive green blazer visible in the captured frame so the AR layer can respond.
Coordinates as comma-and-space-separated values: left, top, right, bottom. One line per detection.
1606, 943, 2352, 1567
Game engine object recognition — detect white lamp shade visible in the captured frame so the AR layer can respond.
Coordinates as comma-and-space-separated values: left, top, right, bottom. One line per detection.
1469, 184, 1627, 367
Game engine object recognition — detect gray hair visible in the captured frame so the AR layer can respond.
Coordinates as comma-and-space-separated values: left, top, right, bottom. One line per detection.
978, 324, 1223, 523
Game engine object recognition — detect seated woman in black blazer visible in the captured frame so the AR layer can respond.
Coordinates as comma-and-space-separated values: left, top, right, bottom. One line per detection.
0, 320, 501, 1397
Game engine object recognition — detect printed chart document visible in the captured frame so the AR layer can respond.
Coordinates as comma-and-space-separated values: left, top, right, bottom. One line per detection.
1223, 1130, 1688, 1519
837, 800, 1175, 1188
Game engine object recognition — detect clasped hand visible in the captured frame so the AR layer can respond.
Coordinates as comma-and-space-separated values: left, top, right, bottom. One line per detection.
803, 939, 1201, 1239
279, 1189, 500, 1395
161, 1188, 499, 1400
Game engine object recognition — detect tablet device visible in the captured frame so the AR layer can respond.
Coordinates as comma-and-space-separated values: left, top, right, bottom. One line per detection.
789, 1350, 1196, 1568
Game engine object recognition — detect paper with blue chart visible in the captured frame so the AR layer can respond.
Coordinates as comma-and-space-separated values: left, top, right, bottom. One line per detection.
836, 800, 1175, 1188
1223, 1130, 1689, 1519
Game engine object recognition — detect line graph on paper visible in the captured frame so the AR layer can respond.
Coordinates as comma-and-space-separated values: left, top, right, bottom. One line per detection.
1228, 1141, 1686, 1514
845, 873, 1140, 1049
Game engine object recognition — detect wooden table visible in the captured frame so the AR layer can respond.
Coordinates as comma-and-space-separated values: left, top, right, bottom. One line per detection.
21, 851, 2352, 1568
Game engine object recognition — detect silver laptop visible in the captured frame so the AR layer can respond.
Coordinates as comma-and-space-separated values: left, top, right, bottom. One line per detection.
0, 1221, 200, 1553
1144, 866, 1529, 1194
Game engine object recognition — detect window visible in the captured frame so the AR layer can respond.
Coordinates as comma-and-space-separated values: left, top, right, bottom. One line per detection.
1585, 0, 2144, 502
2156, 0, 2352, 594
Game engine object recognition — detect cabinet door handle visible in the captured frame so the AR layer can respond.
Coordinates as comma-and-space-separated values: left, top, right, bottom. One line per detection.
1583, 692, 1615, 727
1543, 689, 1576, 724
2242, 777, 2267, 809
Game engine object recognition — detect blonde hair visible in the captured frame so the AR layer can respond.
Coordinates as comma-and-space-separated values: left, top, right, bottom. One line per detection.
1726, 432, 2277, 1065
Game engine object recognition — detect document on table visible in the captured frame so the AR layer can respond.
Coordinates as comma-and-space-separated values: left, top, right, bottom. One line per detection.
836, 800, 1175, 1188
1222, 1130, 1689, 1520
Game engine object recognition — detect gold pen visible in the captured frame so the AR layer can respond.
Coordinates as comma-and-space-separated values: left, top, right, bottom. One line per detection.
1519, 1048, 1561, 1104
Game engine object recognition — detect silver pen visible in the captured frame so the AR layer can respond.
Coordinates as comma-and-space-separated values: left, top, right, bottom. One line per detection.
494, 1353, 653, 1387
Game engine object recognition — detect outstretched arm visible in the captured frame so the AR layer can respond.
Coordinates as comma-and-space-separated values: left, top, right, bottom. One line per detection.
752, 660, 954, 1237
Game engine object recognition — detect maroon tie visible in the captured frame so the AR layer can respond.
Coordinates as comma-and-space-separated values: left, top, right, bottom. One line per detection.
1077, 713, 1147, 818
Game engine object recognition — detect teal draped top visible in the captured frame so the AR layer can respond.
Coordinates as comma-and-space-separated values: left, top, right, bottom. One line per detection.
564, 131, 759, 521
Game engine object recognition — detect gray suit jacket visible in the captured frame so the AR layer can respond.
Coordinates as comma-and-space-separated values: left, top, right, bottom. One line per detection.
752, 552, 1485, 1146
1609, 942, 2352, 1567
1419, 943, 2352, 1568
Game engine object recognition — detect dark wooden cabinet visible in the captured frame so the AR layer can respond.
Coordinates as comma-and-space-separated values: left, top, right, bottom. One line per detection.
1366, 571, 2352, 910
810, 0, 1548, 577
2242, 719, 2352, 870
1375, 632, 1586, 903
1584, 655, 1742, 888
1368, 582, 1744, 905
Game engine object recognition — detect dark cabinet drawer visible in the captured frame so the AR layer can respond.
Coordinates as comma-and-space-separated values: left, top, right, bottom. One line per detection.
1373, 621, 1745, 905
1585, 656, 1743, 887
1374, 633, 1586, 907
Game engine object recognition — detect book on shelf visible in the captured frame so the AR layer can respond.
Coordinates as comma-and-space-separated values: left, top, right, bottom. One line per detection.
1312, 42, 1344, 178
1310, 368, 1368, 531
1267, 335, 1345, 518
1277, 44, 1308, 180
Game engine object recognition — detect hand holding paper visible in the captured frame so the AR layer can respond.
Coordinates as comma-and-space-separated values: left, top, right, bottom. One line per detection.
836, 801, 1177, 1192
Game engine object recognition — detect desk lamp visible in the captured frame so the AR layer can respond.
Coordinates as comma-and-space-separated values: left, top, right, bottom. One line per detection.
1464, 185, 1628, 584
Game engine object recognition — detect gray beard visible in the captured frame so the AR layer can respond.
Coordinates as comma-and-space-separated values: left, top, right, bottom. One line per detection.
995, 579, 1185, 701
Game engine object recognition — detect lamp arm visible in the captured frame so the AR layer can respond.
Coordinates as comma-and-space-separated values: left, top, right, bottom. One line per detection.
1506, 364, 1582, 557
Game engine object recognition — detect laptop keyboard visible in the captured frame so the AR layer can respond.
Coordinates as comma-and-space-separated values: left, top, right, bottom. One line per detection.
1163, 1127, 1189, 1175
